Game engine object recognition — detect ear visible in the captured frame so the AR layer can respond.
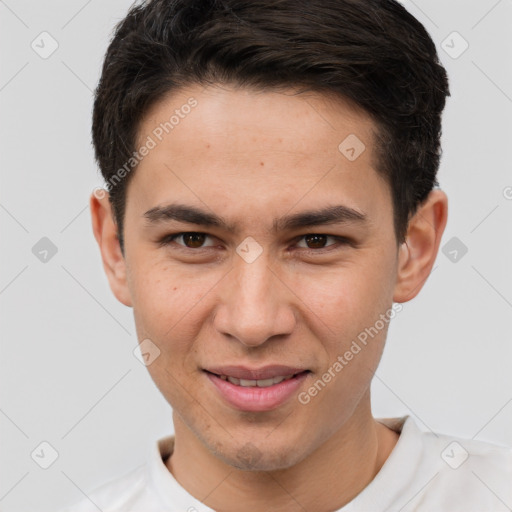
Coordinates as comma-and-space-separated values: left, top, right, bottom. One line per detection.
393, 189, 448, 303
90, 190, 132, 307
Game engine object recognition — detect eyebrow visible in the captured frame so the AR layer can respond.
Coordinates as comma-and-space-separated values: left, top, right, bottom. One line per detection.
143, 203, 367, 233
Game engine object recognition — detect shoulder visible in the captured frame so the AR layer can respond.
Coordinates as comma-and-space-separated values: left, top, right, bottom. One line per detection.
58, 465, 150, 512
58, 436, 179, 512
418, 425, 512, 475
400, 417, 512, 510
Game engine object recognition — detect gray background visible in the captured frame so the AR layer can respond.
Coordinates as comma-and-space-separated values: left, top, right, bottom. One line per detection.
1, 0, 511, 510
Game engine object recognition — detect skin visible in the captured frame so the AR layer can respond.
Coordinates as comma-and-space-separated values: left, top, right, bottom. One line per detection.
91, 83, 448, 511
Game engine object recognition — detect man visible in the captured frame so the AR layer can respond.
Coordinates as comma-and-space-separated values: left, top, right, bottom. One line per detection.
65, 0, 512, 510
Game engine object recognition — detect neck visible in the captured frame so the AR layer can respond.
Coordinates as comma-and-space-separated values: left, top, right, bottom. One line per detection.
166, 398, 399, 512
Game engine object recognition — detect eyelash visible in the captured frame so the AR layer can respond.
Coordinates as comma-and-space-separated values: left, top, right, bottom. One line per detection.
157, 232, 353, 254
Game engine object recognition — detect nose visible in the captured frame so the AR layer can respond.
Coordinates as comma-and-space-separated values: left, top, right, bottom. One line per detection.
213, 251, 296, 348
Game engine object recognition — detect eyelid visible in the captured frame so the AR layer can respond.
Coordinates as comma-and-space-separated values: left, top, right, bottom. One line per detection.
294, 234, 339, 249
159, 231, 354, 251
160, 232, 217, 248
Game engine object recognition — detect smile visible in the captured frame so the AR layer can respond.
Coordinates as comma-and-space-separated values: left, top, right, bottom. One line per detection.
217, 374, 297, 387
204, 367, 310, 412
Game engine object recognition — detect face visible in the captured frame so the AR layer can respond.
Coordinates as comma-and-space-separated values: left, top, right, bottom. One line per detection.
119, 84, 402, 470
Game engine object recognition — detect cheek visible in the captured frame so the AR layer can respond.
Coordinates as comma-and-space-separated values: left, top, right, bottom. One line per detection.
128, 260, 218, 405
128, 257, 207, 338
290, 258, 396, 343
297, 265, 395, 416
128, 257, 236, 377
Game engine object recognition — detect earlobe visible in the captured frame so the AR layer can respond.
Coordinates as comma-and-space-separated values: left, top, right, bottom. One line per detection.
90, 191, 133, 307
393, 189, 448, 303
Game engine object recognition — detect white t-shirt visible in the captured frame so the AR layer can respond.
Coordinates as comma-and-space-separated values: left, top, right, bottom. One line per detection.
61, 416, 512, 511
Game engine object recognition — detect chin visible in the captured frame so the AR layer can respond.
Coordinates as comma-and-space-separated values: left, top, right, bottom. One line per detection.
211, 437, 307, 472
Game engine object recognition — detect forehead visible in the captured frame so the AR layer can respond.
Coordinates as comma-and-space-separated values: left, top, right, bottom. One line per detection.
138, 83, 376, 156
128, 84, 391, 230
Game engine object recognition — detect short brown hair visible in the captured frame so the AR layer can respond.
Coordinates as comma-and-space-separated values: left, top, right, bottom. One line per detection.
92, 0, 450, 251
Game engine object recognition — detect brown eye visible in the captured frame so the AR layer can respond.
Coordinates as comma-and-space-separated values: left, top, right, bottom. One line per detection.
161, 232, 216, 249
303, 234, 329, 249
181, 233, 207, 248
295, 234, 351, 252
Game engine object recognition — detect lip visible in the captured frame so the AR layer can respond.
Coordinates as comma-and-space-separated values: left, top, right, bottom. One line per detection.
204, 367, 310, 412
204, 365, 307, 380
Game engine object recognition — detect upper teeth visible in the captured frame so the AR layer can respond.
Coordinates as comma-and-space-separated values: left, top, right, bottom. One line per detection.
219, 374, 296, 387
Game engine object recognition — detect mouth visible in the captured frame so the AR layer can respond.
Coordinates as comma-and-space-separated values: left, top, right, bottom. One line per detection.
203, 366, 310, 412
213, 373, 299, 388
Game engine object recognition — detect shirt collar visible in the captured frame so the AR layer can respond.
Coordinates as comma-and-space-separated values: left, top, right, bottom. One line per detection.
145, 416, 421, 511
